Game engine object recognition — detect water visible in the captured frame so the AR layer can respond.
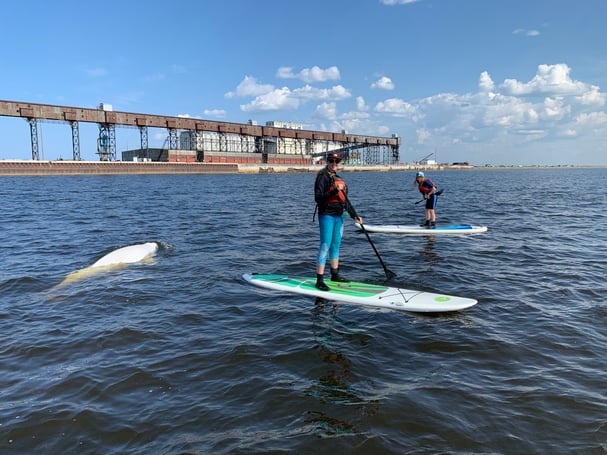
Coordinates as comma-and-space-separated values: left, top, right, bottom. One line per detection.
1, 168, 606, 454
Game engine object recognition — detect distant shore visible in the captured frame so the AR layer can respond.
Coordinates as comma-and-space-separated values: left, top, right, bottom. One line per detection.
0, 160, 602, 176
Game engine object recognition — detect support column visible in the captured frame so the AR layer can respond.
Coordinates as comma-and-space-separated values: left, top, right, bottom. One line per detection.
28, 118, 39, 160
97, 123, 116, 161
139, 126, 149, 159
168, 128, 178, 149
218, 132, 227, 152
71, 121, 81, 160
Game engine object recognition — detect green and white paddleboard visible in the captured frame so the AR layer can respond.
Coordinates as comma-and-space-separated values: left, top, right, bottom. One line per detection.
243, 273, 477, 313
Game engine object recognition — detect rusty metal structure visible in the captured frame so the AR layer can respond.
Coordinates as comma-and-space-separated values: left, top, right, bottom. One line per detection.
0, 99, 400, 165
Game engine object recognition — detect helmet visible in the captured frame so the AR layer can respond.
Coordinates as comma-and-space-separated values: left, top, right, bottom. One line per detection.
416, 171, 424, 177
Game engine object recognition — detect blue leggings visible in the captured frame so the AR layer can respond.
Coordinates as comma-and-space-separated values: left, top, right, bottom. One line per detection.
316, 214, 344, 266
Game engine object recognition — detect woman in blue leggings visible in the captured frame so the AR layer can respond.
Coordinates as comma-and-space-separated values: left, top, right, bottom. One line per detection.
313, 153, 363, 291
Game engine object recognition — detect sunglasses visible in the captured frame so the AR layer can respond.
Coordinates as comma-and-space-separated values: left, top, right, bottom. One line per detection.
327, 158, 341, 163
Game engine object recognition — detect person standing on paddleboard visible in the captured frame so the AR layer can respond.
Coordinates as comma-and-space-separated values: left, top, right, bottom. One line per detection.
314, 152, 363, 291
415, 171, 438, 228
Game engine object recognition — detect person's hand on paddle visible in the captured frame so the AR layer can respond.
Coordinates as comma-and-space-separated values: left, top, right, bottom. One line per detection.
354, 216, 363, 225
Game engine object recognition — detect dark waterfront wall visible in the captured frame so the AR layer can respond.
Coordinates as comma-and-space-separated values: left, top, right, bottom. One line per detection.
0, 161, 239, 176
0, 160, 478, 176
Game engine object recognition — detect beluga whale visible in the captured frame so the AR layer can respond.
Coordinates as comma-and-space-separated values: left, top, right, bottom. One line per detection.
57, 242, 160, 286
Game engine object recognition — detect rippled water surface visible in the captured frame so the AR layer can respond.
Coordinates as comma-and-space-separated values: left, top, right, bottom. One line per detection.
1, 168, 606, 454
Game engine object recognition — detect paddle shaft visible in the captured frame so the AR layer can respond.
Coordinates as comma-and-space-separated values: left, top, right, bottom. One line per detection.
344, 195, 397, 280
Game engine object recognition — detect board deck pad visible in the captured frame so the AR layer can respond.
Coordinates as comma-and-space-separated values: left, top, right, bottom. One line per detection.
355, 223, 488, 235
243, 273, 477, 313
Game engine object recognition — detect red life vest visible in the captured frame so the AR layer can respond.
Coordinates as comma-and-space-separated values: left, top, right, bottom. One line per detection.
418, 178, 435, 194
327, 176, 347, 204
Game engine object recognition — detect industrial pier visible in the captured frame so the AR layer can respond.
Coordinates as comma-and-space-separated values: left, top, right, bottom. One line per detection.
0, 100, 401, 169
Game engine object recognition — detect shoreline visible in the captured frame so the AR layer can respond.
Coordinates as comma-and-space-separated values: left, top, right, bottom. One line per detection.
0, 160, 602, 176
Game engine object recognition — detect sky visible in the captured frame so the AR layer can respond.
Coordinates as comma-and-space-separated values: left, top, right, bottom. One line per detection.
1, 0, 606, 166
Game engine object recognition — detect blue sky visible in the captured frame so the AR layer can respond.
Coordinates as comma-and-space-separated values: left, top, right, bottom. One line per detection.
1, 0, 606, 165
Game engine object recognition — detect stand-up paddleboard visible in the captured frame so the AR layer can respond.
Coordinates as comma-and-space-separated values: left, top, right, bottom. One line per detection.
243, 273, 477, 313
355, 223, 487, 235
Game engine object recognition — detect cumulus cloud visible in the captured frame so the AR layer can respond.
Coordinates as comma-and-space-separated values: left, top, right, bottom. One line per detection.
576, 111, 607, 126
500, 63, 590, 97
240, 84, 351, 113
374, 98, 418, 117
576, 85, 606, 106
240, 87, 299, 112
226, 62, 606, 164
371, 76, 395, 90
292, 84, 351, 101
356, 96, 368, 111
277, 65, 340, 83
386, 62, 606, 162
479, 71, 495, 92
225, 76, 274, 99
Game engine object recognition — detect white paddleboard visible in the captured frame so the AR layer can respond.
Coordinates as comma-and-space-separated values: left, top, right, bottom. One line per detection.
355, 223, 488, 235
243, 273, 477, 313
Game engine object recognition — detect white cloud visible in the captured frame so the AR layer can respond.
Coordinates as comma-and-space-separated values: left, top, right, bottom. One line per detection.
380, 0, 419, 5
479, 71, 495, 92
276, 65, 340, 83
500, 63, 589, 97
315, 102, 337, 120
379, 62, 607, 165
342, 111, 371, 120
575, 111, 607, 126
240, 87, 299, 112
225, 76, 274, 99
542, 97, 569, 119
562, 129, 577, 137
576, 85, 606, 106
292, 84, 351, 101
240, 84, 351, 113
513, 28, 541, 36
356, 96, 368, 111
371, 76, 395, 90
374, 98, 418, 117
226, 62, 606, 164
203, 109, 227, 118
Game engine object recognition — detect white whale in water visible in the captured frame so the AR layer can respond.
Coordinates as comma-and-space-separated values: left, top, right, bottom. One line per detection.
58, 242, 159, 285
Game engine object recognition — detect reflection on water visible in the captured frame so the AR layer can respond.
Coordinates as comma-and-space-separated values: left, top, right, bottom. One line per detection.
304, 297, 371, 436
418, 236, 443, 276
421, 236, 438, 261
304, 410, 356, 436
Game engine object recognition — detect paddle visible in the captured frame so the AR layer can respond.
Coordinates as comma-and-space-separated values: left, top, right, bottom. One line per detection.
415, 189, 444, 204
345, 195, 397, 280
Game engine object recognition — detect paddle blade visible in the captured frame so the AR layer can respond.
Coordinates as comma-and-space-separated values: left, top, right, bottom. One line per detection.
385, 269, 397, 280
